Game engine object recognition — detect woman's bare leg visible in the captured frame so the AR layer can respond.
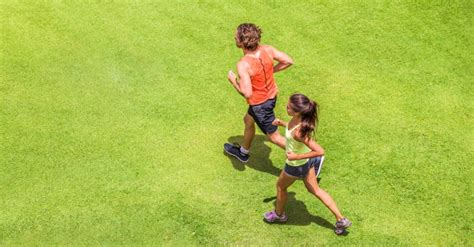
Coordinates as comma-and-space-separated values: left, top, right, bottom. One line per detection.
304, 167, 344, 220
275, 171, 297, 215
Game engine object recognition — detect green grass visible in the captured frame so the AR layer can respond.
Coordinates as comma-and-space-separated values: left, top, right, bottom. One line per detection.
1, 0, 472, 245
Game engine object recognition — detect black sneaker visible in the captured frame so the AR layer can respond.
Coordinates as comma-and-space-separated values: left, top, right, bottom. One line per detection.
224, 143, 249, 163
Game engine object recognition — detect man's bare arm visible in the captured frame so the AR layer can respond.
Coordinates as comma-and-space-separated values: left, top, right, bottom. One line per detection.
270, 46, 294, 73
227, 61, 252, 99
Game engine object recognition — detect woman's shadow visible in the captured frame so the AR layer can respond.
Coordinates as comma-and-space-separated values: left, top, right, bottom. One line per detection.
225, 135, 281, 177
263, 192, 349, 236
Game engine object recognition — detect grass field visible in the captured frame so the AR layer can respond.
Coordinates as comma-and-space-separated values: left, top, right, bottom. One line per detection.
1, 0, 473, 245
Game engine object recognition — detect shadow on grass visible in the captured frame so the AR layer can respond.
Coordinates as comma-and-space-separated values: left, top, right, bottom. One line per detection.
225, 135, 281, 177
224, 135, 323, 183
262, 192, 349, 236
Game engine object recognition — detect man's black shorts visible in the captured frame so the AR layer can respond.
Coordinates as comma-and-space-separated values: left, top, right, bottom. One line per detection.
247, 98, 278, 135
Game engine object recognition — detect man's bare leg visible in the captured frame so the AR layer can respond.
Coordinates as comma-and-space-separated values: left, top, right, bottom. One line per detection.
242, 113, 255, 150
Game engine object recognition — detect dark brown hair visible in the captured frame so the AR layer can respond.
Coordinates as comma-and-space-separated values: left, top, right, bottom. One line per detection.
289, 93, 319, 140
236, 23, 262, 51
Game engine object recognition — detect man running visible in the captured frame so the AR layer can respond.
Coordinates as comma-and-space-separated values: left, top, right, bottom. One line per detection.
224, 23, 294, 163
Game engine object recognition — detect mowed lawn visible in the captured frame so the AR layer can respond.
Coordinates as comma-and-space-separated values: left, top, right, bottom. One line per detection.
1, 0, 472, 245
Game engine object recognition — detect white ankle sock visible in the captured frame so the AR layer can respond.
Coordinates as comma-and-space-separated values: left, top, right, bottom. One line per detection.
240, 147, 249, 155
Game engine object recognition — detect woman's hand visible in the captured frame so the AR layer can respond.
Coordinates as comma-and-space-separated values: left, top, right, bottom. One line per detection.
272, 118, 285, 127
286, 151, 299, 161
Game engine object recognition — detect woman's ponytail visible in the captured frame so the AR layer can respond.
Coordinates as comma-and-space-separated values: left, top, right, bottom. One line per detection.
289, 94, 319, 140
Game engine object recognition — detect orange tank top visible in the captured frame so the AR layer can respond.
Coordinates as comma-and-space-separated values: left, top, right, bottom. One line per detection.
242, 48, 278, 105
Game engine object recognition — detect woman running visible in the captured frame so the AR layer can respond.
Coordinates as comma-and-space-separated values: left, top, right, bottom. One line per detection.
263, 93, 352, 235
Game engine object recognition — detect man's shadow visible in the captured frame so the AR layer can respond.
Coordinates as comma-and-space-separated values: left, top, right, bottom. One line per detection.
263, 192, 349, 236
224, 135, 323, 183
225, 135, 281, 177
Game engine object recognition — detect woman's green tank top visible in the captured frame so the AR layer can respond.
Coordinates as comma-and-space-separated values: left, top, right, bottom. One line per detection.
285, 123, 311, 166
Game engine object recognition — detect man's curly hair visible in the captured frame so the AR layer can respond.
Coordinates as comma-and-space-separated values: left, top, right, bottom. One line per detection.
236, 23, 262, 51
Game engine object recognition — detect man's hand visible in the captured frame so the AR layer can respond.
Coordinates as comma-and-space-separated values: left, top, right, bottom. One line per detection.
286, 151, 299, 161
227, 70, 237, 85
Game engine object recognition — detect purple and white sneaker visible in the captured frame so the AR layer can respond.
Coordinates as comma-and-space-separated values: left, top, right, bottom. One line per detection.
334, 217, 352, 235
263, 211, 288, 223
